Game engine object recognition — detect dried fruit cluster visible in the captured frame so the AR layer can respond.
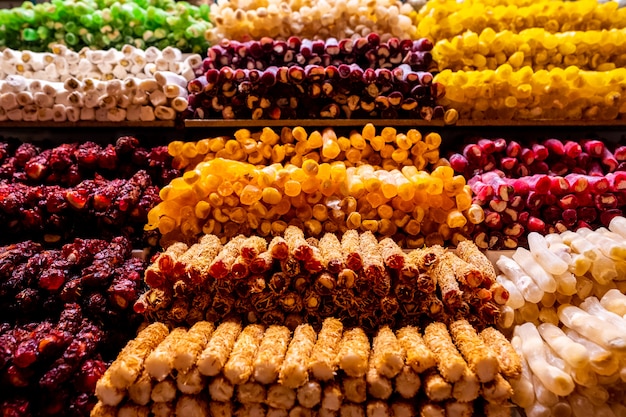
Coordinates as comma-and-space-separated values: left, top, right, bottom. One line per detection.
466, 170, 626, 250
136, 229, 508, 331
449, 137, 626, 249
94, 319, 520, 417
1, 311, 108, 417
0, 237, 147, 417
146, 155, 479, 248
450, 137, 626, 179
187, 35, 448, 120
0, 136, 179, 188
0, 170, 161, 245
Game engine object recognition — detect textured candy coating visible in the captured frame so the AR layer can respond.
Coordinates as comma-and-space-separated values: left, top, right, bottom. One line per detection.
279, 324, 317, 388
254, 325, 292, 385
197, 320, 242, 377
223, 324, 265, 385
308, 318, 344, 381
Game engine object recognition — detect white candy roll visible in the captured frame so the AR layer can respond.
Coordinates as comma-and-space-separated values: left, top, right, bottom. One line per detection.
117, 94, 131, 108
143, 63, 157, 77
64, 77, 82, 92
53, 104, 67, 122
126, 104, 141, 121
26, 52, 44, 71
121, 44, 136, 58
83, 90, 100, 108
123, 77, 139, 94
16, 91, 34, 106
51, 44, 68, 56
106, 79, 123, 96
171, 97, 189, 112
155, 105, 176, 120
77, 59, 93, 76
37, 107, 54, 121
65, 50, 80, 65
107, 107, 127, 122
155, 58, 169, 72
23, 105, 37, 121
163, 84, 188, 100
87, 50, 104, 64
131, 50, 146, 67
140, 105, 156, 121
139, 79, 159, 93
54, 56, 69, 78
1, 61, 16, 76
2, 48, 17, 63
95, 107, 109, 121
67, 91, 84, 107
112, 64, 127, 80
66, 106, 80, 122
132, 90, 149, 105
162, 46, 182, 62
179, 65, 196, 81
97, 63, 113, 75
44, 62, 59, 81
7, 108, 22, 121
34, 92, 54, 108
184, 54, 203, 70
80, 106, 96, 120
55, 90, 71, 106
43, 82, 63, 97
98, 94, 117, 109
29, 79, 43, 93
102, 48, 119, 64
168, 61, 181, 74
149, 90, 167, 107
144, 46, 160, 63
155, 71, 187, 88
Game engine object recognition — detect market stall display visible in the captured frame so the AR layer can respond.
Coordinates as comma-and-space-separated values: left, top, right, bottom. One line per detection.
0, 0, 625, 416
92, 318, 519, 417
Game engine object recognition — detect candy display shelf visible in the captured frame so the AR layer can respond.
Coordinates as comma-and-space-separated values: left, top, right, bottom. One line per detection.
0, 121, 177, 128
184, 118, 626, 128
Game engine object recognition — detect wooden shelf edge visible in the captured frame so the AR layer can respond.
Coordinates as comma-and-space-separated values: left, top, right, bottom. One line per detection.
185, 119, 447, 128
0, 121, 177, 128
185, 119, 626, 128
2, 119, 625, 129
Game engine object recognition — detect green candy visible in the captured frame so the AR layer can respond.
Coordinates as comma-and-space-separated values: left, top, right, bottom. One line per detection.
0, 0, 212, 52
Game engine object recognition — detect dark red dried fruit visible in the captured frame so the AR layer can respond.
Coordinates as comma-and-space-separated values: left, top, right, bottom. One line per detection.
74, 357, 107, 392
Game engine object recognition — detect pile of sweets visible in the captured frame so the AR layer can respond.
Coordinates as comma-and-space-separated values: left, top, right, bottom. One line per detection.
0, 135, 179, 245
0, 45, 201, 123
0, 0, 212, 53
415, 0, 626, 44
420, 0, 626, 120
147, 125, 480, 248
166, 125, 445, 173
0, 237, 148, 417
187, 35, 448, 121
449, 136, 626, 249
205, 0, 418, 43
93, 318, 520, 417
489, 217, 626, 417
434, 66, 626, 121
135, 228, 509, 331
